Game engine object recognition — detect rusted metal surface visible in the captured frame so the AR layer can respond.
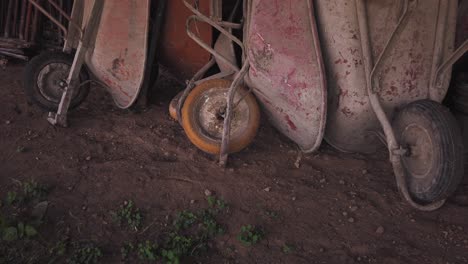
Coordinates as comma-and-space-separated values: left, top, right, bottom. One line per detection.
159, 0, 212, 80
79, 0, 150, 109
245, 0, 327, 153
315, 0, 458, 153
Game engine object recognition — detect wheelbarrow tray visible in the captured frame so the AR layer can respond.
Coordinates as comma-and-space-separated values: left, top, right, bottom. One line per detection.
73, 0, 150, 109
315, 0, 458, 153
245, 0, 327, 153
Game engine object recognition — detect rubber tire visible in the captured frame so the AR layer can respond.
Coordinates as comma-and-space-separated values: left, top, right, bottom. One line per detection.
393, 99, 464, 204
169, 91, 183, 121
23, 51, 90, 111
181, 79, 260, 155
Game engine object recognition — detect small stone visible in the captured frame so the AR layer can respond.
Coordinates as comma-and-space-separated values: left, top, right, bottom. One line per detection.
339, 180, 345, 185
319, 248, 325, 252
190, 200, 196, 204
204, 189, 212, 196
362, 169, 368, 175
342, 212, 348, 217
85, 156, 91, 161
410, 219, 416, 223
228, 168, 234, 172
319, 178, 326, 183
349, 206, 358, 212
291, 196, 296, 201
348, 217, 355, 223
82, 205, 87, 211
5, 120, 11, 125
264, 187, 271, 192
376, 226, 385, 234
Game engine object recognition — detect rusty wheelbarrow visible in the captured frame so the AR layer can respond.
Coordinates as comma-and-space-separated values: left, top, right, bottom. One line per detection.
172, 0, 327, 165
315, 0, 468, 210
170, 0, 261, 165
22, 0, 161, 126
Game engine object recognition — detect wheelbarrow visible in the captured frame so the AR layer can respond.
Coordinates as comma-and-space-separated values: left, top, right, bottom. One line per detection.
170, 0, 261, 165
172, 0, 327, 165
315, 0, 468, 210
22, 0, 163, 126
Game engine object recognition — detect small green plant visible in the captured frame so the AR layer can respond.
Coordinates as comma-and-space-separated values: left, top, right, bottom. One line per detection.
198, 209, 224, 238
137, 240, 158, 261
282, 243, 295, 254
161, 232, 194, 264
6, 192, 17, 205
114, 200, 143, 231
22, 179, 48, 202
5, 179, 48, 205
120, 241, 134, 260
237, 225, 264, 246
67, 243, 102, 264
206, 196, 227, 211
173, 211, 197, 231
264, 209, 279, 219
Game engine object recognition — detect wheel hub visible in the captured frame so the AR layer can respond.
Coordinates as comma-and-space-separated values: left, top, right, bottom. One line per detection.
194, 87, 250, 140
37, 63, 71, 103
401, 124, 434, 179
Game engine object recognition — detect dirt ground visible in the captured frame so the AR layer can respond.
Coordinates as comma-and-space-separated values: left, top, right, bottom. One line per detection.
1, 61, 468, 264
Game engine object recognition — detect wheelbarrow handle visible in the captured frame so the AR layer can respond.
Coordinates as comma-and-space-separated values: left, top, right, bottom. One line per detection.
183, 0, 245, 53
186, 15, 240, 73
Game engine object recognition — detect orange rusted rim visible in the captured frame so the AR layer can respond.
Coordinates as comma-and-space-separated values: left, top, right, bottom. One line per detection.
181, 79, 260, 154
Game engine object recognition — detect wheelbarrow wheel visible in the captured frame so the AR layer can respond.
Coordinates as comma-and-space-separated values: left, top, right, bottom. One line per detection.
393, 99, 464, 204
169, 91, 183, 121
181, 79, 260, 155
23, 52, 90, 111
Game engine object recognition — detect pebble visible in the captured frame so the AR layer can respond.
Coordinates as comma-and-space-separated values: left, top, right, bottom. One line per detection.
264, 187, 271, 192
342, 212, 348, 217
349, 206, 358, 212
319, 178, 326, 183
5, 120, 11, 125
204, 189, 212, 196
339, 180, 345, 185
376, 226, 385, 234
348, 217, 355, 223
362, 169, 368, 175
292, 196, 296, 201
190, 200, 195, 204
85, 156, 91, 161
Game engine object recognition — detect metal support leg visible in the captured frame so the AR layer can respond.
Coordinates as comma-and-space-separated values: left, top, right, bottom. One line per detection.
47, 0, 104, 127
47, 42, 87, 126
219, 60, 250, 167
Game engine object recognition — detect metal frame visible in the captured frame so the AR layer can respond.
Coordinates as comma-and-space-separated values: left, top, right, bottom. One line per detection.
178, 0, 247, 166
47, 0, 104, 127
355, 0, 468, 210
